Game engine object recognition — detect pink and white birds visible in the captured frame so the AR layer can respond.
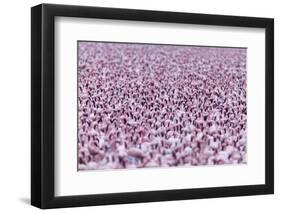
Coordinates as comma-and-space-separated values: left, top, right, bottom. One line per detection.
78, 41, 247, 170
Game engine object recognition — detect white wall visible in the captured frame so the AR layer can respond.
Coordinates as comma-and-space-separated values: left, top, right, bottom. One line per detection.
0, 0, 279, 212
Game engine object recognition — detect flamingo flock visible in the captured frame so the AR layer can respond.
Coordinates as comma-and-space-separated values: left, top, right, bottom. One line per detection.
78, 42, 247, 171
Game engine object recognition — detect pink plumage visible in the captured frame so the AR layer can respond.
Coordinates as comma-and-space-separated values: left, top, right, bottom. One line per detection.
78, 42, 247, 170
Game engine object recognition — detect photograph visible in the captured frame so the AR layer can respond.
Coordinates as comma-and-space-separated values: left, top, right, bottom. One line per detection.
30, 3, 274, 209
77, 41, 247, 171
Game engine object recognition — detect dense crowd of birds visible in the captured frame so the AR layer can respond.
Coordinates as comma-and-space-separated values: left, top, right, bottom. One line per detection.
78, 42, 247, 171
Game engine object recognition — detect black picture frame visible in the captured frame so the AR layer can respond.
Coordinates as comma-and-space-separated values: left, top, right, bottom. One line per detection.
31, 3, 274, 209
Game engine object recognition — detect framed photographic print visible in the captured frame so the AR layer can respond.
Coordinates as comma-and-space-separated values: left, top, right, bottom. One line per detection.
31, 3, 274, 209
